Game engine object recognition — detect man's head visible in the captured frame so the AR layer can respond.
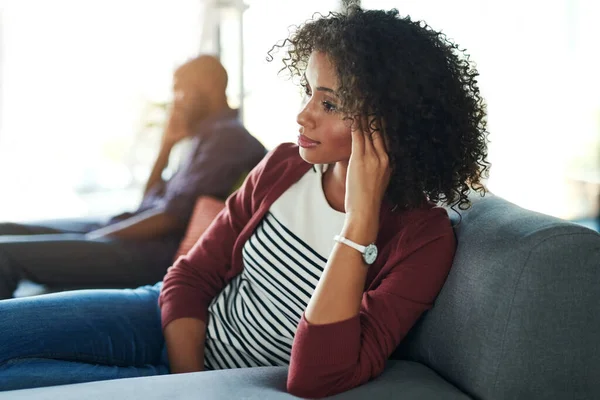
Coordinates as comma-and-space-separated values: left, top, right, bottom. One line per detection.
172, 55, 229, 124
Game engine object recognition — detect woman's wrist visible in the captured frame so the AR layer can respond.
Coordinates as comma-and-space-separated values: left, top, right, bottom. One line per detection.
341, 213, 379, 245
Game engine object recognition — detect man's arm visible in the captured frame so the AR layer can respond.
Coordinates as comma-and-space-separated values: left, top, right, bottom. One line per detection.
144, 144, 173, 196
86, 209, 184, 240
144, 108, 191, 196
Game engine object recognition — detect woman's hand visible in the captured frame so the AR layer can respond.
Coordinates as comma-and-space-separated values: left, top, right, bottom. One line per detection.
164, 318, 207, 374
344, 119, 391, 230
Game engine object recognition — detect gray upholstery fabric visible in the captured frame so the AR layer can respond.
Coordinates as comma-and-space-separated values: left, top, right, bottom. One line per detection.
0, 361, 469, 400
395, 195, 600, 400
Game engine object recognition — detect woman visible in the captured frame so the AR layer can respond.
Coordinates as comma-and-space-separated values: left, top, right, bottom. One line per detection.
0, 6, 489, 398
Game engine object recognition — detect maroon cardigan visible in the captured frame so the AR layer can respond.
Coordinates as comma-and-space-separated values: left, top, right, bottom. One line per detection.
159, 143, 456, 398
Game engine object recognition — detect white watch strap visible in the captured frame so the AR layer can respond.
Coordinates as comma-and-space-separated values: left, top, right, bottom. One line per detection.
333, 235, 366, 253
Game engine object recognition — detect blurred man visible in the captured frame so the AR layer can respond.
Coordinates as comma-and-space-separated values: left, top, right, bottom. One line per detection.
0, 55, 266, 299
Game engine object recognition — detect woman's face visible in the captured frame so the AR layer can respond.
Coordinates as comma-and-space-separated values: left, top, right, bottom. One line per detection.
296, 52, 353, 165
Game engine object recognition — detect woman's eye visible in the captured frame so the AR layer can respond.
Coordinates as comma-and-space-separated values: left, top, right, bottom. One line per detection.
322, 101, 337, 112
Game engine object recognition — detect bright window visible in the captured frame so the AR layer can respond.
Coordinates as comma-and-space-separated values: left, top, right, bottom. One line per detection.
237, 0, 342, 149
0, 0, 343, 222
3, 1, 595, 223
0, 0, 207, 221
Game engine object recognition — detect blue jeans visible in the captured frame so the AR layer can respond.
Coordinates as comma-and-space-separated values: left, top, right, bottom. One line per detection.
0, 283, 169, 391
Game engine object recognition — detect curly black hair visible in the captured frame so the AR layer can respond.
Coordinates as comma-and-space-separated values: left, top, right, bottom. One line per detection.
268, 6, 490, 211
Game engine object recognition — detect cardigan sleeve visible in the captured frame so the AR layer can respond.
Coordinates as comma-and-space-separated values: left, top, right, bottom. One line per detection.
158, 146, 272, 330
286, 212, 456, 398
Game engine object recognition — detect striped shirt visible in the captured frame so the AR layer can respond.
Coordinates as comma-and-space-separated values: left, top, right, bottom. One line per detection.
204, 165, 346, 369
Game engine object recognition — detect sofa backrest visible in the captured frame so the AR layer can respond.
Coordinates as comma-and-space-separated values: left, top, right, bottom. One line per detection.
394, 195, 600, 400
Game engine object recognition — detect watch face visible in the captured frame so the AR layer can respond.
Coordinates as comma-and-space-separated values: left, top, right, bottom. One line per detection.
363, 244, 378, 265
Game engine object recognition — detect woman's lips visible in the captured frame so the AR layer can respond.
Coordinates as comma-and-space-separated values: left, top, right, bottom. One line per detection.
297, 134, 320, 148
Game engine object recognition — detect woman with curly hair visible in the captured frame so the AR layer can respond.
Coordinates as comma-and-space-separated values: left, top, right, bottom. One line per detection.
0, 6, 489, 398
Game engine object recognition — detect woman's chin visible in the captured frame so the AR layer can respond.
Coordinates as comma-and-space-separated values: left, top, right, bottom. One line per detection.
298, 147, 320, 164
298, 147, 350, 166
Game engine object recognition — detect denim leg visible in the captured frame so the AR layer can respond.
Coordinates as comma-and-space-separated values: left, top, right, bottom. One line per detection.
0, 283, 168, 391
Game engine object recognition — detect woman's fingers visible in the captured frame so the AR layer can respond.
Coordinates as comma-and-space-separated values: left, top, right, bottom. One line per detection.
370, 131, 388, 163
351, 121, 365, 158
363, 131, 376, 156
352, 116, 390, 166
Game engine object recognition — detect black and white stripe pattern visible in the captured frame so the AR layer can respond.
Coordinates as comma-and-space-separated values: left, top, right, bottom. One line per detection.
205, 212, 327, 369
204, 166, 346, 369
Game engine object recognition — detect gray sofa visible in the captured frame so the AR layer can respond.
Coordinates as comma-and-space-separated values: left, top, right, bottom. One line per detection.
2, 195, 599, 400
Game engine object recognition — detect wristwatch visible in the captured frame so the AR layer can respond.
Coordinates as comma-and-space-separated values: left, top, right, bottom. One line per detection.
333, 235, 378, 265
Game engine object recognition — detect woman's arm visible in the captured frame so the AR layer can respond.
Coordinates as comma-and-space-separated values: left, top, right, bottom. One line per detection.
288, 129, 455, 398
288, 218, 456, 398
305, 127, 389, 326
159, 176, 256, 371
159, 145, 285, 372
303, 218, 375, 325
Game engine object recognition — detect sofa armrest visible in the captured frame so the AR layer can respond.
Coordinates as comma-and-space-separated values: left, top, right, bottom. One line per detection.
396, 195, 600, 400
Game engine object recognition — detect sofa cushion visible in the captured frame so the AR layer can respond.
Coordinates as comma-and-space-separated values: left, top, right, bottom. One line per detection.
394, 194, 600, 400
173, 170, 248, 262
0, 361, 469, 400
173, 196, 226, 261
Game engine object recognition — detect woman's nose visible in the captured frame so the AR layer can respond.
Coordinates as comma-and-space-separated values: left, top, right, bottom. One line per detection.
296, 101, 315, 129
